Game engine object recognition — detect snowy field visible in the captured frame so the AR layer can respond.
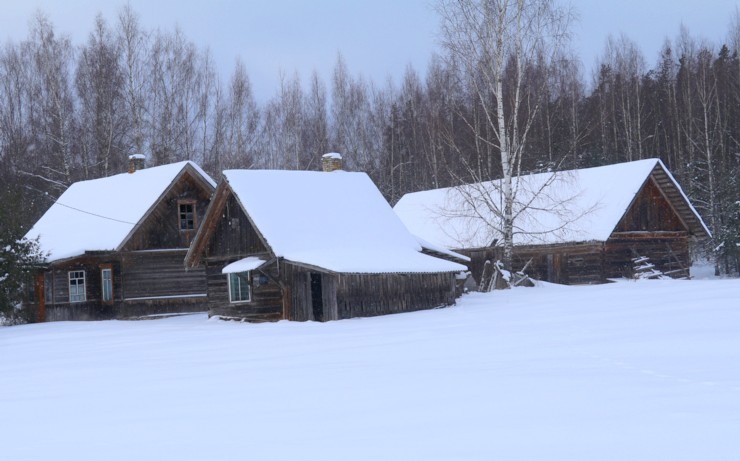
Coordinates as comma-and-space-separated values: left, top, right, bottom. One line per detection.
2, 279, 739, 460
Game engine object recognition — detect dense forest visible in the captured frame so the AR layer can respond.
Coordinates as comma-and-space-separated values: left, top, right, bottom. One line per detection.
1, 4, 738, 275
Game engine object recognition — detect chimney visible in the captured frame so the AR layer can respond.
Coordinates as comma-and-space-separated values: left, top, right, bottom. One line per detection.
322, 153, 343, 172
128, 154, 146, 174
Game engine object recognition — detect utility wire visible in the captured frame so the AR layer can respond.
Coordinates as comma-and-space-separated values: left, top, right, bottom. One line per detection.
24, 185, 137, 225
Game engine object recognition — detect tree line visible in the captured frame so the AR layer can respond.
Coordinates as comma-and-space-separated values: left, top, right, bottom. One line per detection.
1, 4, 738, 276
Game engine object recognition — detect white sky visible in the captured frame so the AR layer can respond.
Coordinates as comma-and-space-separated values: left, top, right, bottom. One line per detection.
1, 0, 737, 100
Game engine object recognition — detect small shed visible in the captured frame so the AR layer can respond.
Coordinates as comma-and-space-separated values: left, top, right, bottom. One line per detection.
24, 158, 216, 321
394, 159, 711, 284
185, 164, 467, 322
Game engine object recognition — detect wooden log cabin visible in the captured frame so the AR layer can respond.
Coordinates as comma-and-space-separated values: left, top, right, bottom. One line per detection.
185, 154, 468, 322
393, 159, 711, 285
23, 157, 216, 321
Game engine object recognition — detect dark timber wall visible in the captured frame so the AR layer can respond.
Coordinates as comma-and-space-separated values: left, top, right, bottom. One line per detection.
335, 272, 456, 319
37, 250, 208, 321
205, 259, 284, 322
512, 243, 605, 285
121, 171, 212, 251
605, 233, 690, 278
205, 193, 267, 260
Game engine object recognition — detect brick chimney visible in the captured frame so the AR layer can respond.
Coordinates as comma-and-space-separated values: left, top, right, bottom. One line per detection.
322, 153, 342, 172
128, 154, 146, 173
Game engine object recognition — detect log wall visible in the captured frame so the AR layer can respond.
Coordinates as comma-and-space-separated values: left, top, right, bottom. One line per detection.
121, 250, 206, 300
512, 243, 605, 285
205, 257, 283, 322
605, 233, 690, 278
40, 250, 207, 321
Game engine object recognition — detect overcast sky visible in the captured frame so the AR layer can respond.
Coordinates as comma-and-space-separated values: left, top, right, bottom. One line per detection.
1, 0, 737, 100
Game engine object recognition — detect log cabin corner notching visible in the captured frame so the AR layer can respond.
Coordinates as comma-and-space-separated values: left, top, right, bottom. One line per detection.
24, 159, 216, 321
185, 168, 468, 322
394, 159, 711, 284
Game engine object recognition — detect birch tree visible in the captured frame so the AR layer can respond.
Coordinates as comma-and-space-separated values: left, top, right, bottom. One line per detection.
436, 0, 572, 267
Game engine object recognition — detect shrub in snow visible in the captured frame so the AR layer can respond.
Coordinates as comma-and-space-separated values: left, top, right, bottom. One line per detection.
0, 234, 45, 325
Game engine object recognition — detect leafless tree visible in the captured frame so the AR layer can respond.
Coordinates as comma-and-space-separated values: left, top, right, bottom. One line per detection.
26, 13, 77, 185
75, 13, 127, 178
116, 5, 149, 156
436, 0, 573, 267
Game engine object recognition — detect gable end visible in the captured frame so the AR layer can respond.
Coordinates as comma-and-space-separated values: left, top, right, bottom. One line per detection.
614, 176, 688, 233
118, 167, 214, 252
186, 182, 273, 268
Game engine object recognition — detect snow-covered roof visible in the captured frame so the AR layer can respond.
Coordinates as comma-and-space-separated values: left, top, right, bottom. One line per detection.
394, 159, 711, 250
222, 170, 467, 274
414, 235, 471, 263
25, 161, 216, 263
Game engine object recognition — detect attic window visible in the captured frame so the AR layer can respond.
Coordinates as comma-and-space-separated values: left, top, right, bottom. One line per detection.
178, 201, 196, 231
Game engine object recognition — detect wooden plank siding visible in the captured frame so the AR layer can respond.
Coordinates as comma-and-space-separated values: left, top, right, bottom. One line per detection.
121, 171, 212, 252
605, 233, 690, 278
40, 249, 208, 321
335, 272, 456, 319
511, 243, 605, 285
121, 250, 206, 300
614, 178, 687, 233
283, 265, 338, 322
205, 193, 268, 260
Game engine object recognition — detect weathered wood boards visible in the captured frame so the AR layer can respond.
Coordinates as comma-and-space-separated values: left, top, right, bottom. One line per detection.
25, 162, 215, 322
187, 168, 462, 323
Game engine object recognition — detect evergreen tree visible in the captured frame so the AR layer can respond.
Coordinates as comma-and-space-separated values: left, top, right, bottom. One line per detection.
0, 192, 46, 324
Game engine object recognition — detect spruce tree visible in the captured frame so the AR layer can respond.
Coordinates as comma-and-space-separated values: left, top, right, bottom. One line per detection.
0, 189, 45, 325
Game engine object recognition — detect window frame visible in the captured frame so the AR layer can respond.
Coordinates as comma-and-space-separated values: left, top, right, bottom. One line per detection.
100, 264, 114, 304
228, 271, 251, 304
178, 200, 197, 231
68, 270, 86, 303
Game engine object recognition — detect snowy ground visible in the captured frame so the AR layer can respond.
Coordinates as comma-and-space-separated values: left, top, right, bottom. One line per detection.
1, 279, 739, 460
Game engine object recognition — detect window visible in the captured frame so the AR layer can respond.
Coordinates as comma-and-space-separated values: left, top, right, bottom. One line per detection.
101, 266, 113, 303
228, 272, 251, 303
69, 270, 86, 303
179, 201, 195, 230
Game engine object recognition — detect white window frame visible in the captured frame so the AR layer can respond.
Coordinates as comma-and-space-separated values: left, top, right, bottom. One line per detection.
101, 267, 113, 303
228, 271, 251, 303
69, 270, 86, 303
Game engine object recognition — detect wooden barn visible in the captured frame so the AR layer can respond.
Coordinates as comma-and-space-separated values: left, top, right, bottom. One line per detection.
394, 159, 711, 285
23, 157, 216, 321
185, 155, 467, 322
